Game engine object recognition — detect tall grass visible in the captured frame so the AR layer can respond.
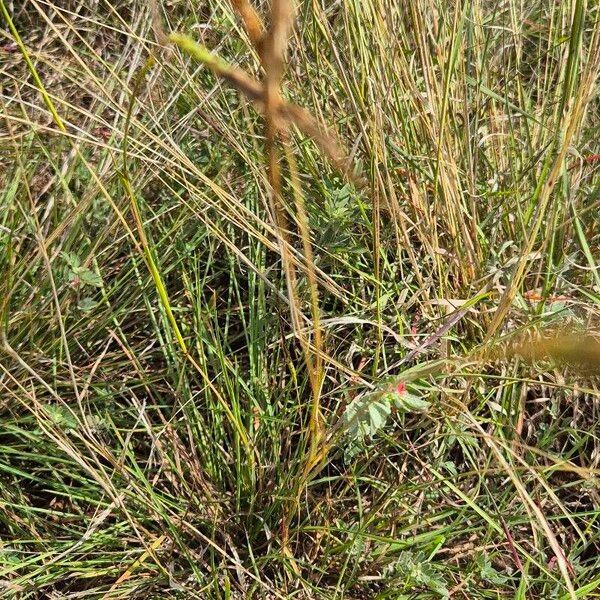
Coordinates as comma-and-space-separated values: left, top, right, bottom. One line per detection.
1, 0, 599, 598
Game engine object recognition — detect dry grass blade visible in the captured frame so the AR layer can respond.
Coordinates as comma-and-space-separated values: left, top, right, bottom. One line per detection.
508, 333, 600, 373
263, 0, 295, 94
229, 0, 264, 47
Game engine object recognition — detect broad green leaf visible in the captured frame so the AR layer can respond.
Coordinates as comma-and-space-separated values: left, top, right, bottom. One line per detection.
479, 556, 509, 585
368, 400, 391, 432
61, 251, 80, 270
78, 297, 99, 311
394, 392, 430, 412
77, 268, 103, 288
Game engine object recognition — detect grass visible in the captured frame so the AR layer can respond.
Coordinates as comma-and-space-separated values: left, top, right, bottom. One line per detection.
1, 0, 599, 598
